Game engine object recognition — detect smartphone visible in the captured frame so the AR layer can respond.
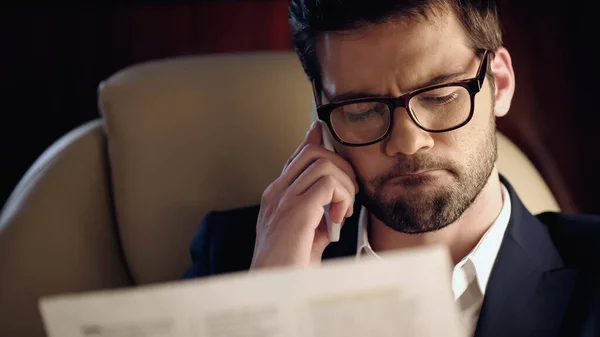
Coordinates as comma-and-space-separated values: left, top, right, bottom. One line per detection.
311, 105, 341, 242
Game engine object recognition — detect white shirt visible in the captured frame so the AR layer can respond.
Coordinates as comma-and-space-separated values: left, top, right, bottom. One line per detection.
356, 184, 512, 335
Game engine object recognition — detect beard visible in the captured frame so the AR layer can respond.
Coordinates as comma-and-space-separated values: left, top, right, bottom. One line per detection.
356, 114, 498, 234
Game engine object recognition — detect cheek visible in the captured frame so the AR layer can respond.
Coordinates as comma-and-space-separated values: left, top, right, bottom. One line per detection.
335, 146, 383, 180
449, 101, 495, 163
473, 82, 495, 122
451, 84, 494, 146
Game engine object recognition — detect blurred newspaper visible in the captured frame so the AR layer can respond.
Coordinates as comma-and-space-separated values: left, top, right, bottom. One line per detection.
39, 245, 466, 337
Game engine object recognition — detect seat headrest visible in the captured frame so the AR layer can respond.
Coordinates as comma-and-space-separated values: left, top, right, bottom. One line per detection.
99, 52, 313, 283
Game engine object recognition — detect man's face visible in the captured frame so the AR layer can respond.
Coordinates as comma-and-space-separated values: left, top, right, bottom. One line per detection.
317, 11, 499, 233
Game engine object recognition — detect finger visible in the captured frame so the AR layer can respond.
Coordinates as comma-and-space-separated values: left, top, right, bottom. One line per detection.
282, 121, 322, 172
302, 175, 354, 225
312, 217, 332, 259
288, 158, 356, 212
328, 201, 350, 226
282, 145, 358, 194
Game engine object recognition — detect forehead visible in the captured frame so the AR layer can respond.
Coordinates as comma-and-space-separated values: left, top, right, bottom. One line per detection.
316, 11, 474, 98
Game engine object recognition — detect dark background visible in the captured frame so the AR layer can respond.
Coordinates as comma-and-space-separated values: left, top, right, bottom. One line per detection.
1, 1, 598, 214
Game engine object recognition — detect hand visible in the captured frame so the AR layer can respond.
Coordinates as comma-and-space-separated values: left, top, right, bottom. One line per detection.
250, 122, 358, 270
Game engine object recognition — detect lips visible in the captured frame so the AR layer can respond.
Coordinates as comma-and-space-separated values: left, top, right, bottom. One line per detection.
385, 169, 444, 185
397, 169, 439, 176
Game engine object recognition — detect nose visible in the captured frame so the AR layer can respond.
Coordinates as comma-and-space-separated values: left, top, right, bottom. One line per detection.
383, 107, 434, 156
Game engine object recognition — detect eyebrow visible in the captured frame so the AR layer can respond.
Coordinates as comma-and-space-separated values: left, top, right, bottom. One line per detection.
327, 71, 467, 103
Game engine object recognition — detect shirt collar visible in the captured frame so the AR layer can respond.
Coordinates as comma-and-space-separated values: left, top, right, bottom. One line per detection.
356, 204, 379, 260
356, 184, 512, 295
467, 183, 511, 293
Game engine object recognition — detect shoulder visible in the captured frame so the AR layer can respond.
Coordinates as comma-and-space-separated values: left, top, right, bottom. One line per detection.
200, 204, 261, 236
537, 211, 600, 239
191, 204, 260, 247
536, 211, 600, 269
186, 204, 260, 277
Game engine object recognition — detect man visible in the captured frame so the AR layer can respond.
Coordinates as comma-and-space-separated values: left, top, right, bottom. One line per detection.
184, 0, 600, 336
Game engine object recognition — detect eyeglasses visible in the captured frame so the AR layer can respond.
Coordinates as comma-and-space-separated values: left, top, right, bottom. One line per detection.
313, 50, 491, 147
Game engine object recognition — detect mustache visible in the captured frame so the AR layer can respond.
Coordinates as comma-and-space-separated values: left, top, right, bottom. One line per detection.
370, 154, 457, 185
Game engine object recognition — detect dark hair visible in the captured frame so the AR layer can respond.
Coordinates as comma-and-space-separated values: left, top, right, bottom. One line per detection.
289, 0, 502, 85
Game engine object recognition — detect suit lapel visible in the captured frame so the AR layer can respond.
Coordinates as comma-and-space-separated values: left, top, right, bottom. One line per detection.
474, 177, 577, 337
319, 177, 578, 335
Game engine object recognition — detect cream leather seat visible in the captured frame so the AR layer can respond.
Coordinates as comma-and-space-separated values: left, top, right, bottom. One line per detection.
0, 51, 559, 337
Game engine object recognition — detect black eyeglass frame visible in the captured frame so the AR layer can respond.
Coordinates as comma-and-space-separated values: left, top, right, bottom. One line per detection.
312, 50, 492, 147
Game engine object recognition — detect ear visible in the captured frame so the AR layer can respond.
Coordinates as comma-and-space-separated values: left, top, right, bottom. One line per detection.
490, 47, 515, 118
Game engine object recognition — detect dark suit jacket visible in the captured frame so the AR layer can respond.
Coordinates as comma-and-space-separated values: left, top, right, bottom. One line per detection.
183, 177, 600, 337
